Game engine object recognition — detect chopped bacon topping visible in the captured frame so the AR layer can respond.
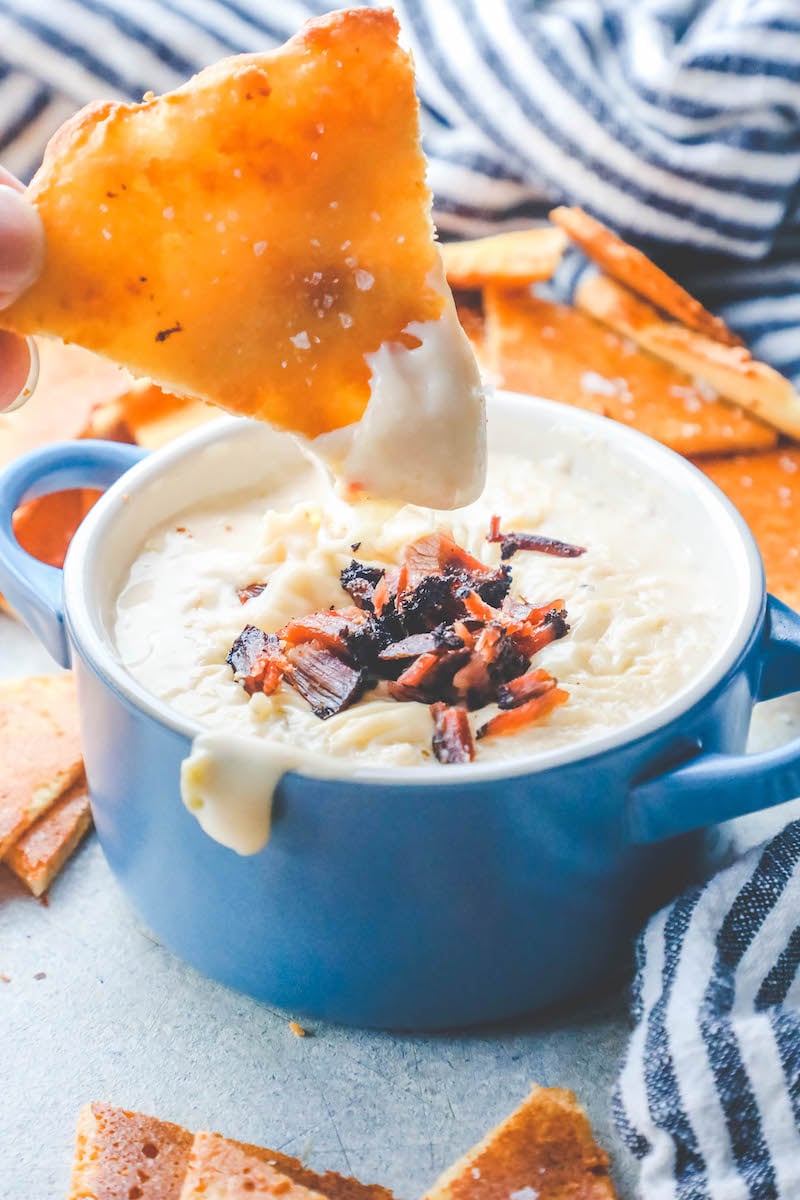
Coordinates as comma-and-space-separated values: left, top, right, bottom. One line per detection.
477, 687, 569, 739
226, 625, 286, 696
286, 640, 367, 719
487, 515, 586, 561
431, 703, 475, 764
227, 518, 578, 760
236, 581, 267, 605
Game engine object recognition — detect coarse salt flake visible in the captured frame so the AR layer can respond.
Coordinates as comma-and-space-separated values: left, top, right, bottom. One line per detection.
581, 371, 626, 398
509, 1189, 539, 1200
163, 206, 175, 220
253, 241, 268, 256
355, 269, 375, 292
780, 455, 798, 474
339, 313, 354, 329
102, 228, 112, 240
291, 331, 311, 349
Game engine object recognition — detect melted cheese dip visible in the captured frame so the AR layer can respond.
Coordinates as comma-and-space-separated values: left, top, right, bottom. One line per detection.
115, 447, 721, 767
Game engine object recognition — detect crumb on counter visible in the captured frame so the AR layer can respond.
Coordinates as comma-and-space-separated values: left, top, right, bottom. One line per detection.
289, 1020, 309, 1038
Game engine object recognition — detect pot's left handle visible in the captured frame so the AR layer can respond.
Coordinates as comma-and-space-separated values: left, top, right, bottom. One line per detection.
0, 439, 147, 665
627, 595, 800, 843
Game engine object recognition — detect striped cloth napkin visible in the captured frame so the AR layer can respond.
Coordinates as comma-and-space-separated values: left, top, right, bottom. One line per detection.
1, 1, 799, 1194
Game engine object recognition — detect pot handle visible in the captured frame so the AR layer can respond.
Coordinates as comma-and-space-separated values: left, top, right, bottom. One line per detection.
627, 595, 800, 843
0, 439, 147, 666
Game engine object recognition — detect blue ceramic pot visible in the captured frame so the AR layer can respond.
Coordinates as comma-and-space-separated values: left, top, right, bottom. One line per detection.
1, 393, 800, 1030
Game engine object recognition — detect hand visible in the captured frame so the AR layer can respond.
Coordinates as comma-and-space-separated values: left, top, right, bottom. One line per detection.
0, 168, 44, 413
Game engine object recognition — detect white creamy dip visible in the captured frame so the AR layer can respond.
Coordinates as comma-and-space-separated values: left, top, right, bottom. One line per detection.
115, 443, 722, 851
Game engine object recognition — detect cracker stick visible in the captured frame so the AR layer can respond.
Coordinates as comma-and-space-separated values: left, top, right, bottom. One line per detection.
442, 228, 566, 289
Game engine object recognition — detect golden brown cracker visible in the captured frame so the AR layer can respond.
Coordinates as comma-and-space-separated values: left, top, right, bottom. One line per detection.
180, 1132, 330, 1200
441, 228, 566, 289
424, 1085, 617, 1200
696, 448, 800, 610
1, 10, 444, 440
209, 1136, 394, 1200
5, 773, 91, 896
118, 380, 218, 451
68, 1102, 194, 1200
577, 273, 800, 440
483, 286, 776, 456
550, 206, 739, 347
0, 674, 83, 857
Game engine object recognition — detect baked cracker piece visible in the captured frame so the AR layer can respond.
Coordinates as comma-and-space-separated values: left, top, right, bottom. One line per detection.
179, 1131, 332, 1199
483, 286, 776, 456
0, 9, 445, 441
576, 273, 800, 441
550, 206, 740, 347
0, 674, 83, 858
5, 773, 91, 896
424, 1086, 617, 1200
189, 1132, 395, 1200
68, 1102, 194, 1200
441, 228, 566, 290
696, 448, 800, 611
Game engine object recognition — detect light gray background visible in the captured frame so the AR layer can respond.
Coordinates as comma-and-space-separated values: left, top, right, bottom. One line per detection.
2, 612, 799, 1200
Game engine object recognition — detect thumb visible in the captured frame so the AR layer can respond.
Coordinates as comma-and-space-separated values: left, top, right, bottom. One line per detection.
0, 184, 44, 306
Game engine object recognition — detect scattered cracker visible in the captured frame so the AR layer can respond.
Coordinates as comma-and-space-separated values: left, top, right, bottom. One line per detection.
180, 1131, 330, 1200
441, 228, 566, 290
1, 9, 445, 440
696, 448, 800, 611
483, 286, 775, 456
68, 1102, 194, 1200
424, 1085, 617, 1200
5, 773, 92, 897
577, 273, 800, 441
0, 675, 83, 858
550, 206, 739, 346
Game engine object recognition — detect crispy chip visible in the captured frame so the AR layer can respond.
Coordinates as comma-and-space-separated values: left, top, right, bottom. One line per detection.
424, 1085, 617, 1200
1, 9, 444, 439
5, 773, 91, 897
441, 228, 566, 289
577, 273, 800, 441
197, 1134, 394, 1200
68, 1102, 194, 1200
180, 1133, 330, 1200
550, 206, 740, 347
697, 448, 800, 611
0, 674, 83, 858
483, 286, 776, 455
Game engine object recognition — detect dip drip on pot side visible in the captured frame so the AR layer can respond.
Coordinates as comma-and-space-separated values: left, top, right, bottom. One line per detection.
226, 522, 581, 763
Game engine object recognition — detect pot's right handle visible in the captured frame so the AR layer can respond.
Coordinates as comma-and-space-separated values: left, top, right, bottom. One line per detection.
0, 439, 146, 665
627, 596, 800, 844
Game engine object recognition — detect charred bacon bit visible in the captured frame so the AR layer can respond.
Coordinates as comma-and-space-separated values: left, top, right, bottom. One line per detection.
236, 581, 267, 605
378, 629, 461, 661
280, 606, 372, 658
497, 668, 557, 710
286, 640, 367, 719
431, 703, 475, 764
487, 516, 586, 561
226, 625, 286, 696
477, 687, 569, 739
404, 532, 511, 608
340, 560, 384, 611
372, 567, 403, 617
462, 590, 497, 624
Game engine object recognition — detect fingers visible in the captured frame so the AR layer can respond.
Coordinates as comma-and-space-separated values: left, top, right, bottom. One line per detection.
0, 183, 44, 305
0, 171, 43, 412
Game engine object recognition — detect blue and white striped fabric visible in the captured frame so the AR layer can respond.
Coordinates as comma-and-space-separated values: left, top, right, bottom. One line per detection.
2, 1, 800, 379
615, 821, 800, 1200
1, 2, 800, 1193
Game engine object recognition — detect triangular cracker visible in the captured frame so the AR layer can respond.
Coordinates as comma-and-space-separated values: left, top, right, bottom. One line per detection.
424, 1086, 617, 1200
576, 272, 800, 439
550, 206, 740, 347
180, 1132, 331, 1200
1, 9, 444, 439
483, 286, 776, 455
696, 448, 800, 611
5, 773, 92, 896
196, 1133, 394, 1200
68, 1102, 194, 1200
0, 674, 83, 857
441, 228, 566, 290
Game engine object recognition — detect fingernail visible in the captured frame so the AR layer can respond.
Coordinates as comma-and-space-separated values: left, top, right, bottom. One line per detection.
0, 336, 38, 413
0, 186, 44, 302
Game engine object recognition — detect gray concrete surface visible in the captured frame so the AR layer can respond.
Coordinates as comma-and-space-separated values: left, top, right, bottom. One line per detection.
2, 612, 799, 1200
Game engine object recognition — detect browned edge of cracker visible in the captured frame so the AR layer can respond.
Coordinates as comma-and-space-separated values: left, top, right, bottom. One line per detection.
5, 774, 92, 897
551, 205, 740, 347
577, 273, 800, 440
424, 1085, 617, 1200
180, 1131, 331, 1200
441, 228, 566, 290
